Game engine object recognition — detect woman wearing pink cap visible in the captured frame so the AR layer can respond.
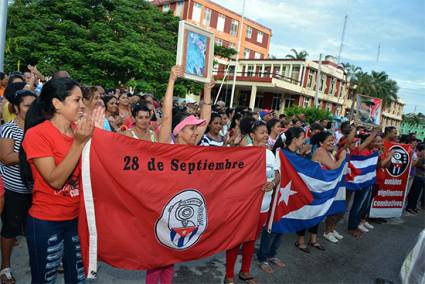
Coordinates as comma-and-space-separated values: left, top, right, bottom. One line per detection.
145, 65, 214, 284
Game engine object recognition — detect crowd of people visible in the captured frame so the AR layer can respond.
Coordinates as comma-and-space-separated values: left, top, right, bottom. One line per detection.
0, 65, 423, 284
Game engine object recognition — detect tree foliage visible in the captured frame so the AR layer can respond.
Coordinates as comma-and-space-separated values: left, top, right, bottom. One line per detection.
5, 0, 202, 97
342, 62, 399, 107
285, 49, 309, 60
214, 45, 237, 60
284, 106, 332, 124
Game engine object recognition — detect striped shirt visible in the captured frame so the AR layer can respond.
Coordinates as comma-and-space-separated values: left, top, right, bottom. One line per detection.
0, 120, 31, 194
201, 134, 225, 147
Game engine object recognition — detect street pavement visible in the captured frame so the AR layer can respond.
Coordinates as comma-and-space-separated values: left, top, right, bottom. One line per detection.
9, 211, 424, 283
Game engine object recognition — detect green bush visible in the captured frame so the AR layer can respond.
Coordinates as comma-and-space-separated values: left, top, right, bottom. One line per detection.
284, 106, 332, 124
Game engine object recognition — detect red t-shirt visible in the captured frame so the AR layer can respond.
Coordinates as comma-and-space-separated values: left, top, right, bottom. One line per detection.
23, 120, 81, 221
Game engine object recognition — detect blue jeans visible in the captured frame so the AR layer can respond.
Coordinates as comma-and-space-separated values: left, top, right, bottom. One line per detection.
348, 186, 372, 230
26, 215, 85, 284
257, 229, 283, 262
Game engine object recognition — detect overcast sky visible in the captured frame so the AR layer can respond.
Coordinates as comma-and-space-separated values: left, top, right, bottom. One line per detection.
221, 0, 425, 114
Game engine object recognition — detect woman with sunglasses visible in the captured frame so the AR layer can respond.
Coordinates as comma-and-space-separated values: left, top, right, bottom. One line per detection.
83, 86, 112, 132
224, 120, 280, 284
0, 89, 36, 284
145, 65, 214, 284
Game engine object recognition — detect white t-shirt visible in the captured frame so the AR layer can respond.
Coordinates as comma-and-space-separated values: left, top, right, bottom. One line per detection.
261, 149, 279, 213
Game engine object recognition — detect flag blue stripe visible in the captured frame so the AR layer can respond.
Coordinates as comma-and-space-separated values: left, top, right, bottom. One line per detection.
272, 216, 324, 233
355, 165, 378, 173
327, 200, 346, 215
350, 152, 379, 161
309, 182, 345, 205
346, 178, 376, 191
284, 150, 347, 182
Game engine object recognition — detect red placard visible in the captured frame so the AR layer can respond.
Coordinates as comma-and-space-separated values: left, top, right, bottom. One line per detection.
369, 141, 412, 218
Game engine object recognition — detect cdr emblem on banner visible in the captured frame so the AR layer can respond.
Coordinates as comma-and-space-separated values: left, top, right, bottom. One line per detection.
387, 145, 410, 177
155, 190, 208, 250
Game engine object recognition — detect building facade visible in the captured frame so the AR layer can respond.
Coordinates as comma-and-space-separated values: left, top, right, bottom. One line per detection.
150, 0, 272, 59
214, 56, 350, 116
213, 56, 405, 130
381, 99, 405, 130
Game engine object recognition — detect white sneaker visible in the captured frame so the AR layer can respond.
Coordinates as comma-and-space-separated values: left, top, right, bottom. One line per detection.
323, 232, 338, 243
364, 222, 374, 229
332, 230, 344, 240
358, 224, 369, 232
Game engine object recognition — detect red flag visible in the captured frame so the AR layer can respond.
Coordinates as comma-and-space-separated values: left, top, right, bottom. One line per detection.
78, 129, 265, 276
272, 150, 313, 222
369, 141, 412, 218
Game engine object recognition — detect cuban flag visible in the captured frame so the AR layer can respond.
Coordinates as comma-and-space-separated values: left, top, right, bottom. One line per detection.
345, 152, 379, 191
269, 149, 347, 233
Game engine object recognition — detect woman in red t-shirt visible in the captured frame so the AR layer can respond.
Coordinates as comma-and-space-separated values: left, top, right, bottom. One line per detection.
20, 78, 103, 283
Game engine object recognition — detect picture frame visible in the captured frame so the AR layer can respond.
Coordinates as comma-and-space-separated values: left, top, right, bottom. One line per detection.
176, 20, 215, 83
355, 94, 383, 127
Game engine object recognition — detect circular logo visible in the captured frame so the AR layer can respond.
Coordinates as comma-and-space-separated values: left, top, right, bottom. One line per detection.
155, 190, 207, 250
387, 145, 410, 177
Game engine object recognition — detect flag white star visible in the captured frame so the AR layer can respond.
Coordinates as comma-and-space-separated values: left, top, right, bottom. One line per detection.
278, 181, 297, 206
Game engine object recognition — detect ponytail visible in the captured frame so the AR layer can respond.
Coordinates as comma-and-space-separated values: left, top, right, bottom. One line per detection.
310, 131, 332, 147
284, 127, 305, 148
19, 78, 80, 188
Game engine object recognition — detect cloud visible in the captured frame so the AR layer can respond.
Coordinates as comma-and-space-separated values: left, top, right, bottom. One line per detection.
219, 0, 425, 113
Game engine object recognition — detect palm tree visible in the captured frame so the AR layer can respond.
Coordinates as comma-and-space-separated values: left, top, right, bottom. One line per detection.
352, 70, 399, 107
341, 62, 362, 83
285, 49, 309, 60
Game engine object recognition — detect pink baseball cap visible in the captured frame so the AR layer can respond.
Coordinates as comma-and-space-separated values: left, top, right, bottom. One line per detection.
173, 115, 206, 136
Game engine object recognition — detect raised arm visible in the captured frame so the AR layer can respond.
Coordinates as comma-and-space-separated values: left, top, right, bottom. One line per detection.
358, 130, 378, 151
195, 80, 215, 145
158, 65, 183, 143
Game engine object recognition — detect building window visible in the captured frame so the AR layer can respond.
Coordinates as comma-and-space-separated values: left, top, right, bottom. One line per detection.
163, 4, 170, 12
254, 52, 262, 59
217, 14, 225, 32
307, 73, 314, 88
192, 3, 202, 22
291, 66, 300, 80
215, 38, 223, 46
285, 96, 295, 108
244, 48, 250, 59
272, 95, 281, 110
329, 79, 336, 95
203, 8, 212, 26
303, 98, 309, 108
247, 65, 254, 77
230, 20, 239, 37
319, 77, 325, 92
228, 43, 235, 49
255, 95, 264, 109
246, 26, 252, 38
257, 31, 263, 43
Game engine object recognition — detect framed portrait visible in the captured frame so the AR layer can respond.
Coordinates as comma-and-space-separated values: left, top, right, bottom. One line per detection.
356, 94, 383, 126
176, 20, 215, 83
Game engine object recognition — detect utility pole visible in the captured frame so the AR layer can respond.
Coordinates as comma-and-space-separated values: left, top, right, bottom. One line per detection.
337, 0, 350, 63
229, 0, 245, 108
314, 54, 322, 108
376, 41, 381, 65
0, 0, 8, 72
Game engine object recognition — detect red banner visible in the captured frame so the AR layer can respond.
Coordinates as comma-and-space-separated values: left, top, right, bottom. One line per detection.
78, 129, 265, 277
369, 141, 412, 218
